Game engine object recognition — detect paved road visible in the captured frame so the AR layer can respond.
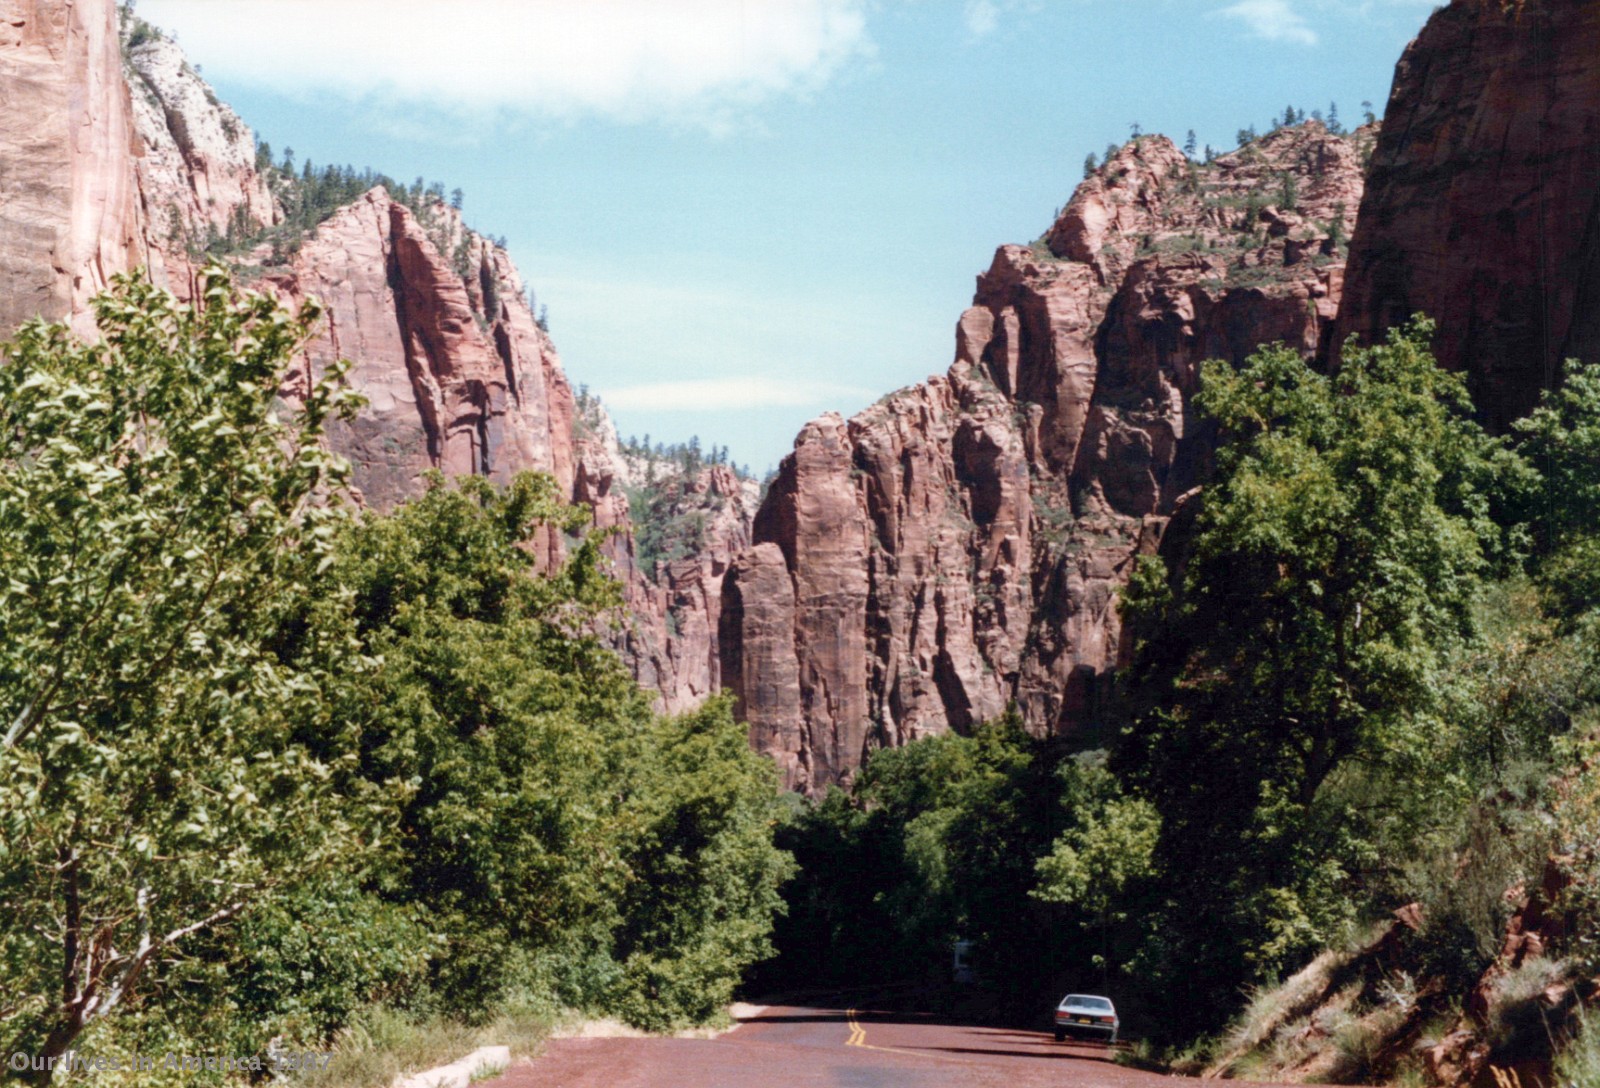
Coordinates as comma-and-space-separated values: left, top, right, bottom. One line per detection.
489, 1005, 1200, 1088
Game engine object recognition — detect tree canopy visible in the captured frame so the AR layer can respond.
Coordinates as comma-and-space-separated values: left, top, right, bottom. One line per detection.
0, 271, 792, 1084
0, 269, 363, 1078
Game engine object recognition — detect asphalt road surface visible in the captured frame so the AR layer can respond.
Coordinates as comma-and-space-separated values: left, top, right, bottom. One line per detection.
489, 1005, 1226, 1088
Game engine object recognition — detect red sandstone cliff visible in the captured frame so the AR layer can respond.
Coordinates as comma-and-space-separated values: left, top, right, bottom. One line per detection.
0, 0, 736, 711
573, 407, 759, 713
0, 0, 146, 336
1334, 0, 1600, 430
257, 189, 575, 513
724, 125, 1370, 792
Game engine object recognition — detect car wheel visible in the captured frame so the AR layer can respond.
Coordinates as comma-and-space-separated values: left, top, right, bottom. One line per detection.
1054, 1029, 1066, 1042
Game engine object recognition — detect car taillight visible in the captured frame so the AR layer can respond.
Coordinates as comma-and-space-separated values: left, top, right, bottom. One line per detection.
1098, 1016, 1115, 1023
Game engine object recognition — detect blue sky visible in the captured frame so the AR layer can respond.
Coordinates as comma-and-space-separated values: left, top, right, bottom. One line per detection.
139, 0, 1438, 474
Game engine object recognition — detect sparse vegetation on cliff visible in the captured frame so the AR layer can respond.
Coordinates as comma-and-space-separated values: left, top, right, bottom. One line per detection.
618, 435, 750, 575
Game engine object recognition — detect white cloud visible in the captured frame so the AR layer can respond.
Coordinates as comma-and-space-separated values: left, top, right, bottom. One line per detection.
964, 0, 1001, 37
962, 0, 1041, 40
138, 0, 873, 127
1216, 0, 1319, 45
599, 377, 875, 412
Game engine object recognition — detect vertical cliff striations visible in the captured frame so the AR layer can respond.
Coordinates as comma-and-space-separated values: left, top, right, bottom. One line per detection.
0, 0, 145, 335
1334, 0, 1600, 429
572, 409, 760, 713
257, 189, 575, 514
725, 125, 1370, 791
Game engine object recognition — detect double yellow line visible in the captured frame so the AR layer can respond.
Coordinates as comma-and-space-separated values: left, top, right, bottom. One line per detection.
846, 1007, 867, 1047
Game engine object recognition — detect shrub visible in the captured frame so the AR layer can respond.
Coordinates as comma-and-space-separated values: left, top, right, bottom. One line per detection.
1483, 957, 1569, 1060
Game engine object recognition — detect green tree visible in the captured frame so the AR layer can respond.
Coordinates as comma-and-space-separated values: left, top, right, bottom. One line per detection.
1033, 753, 1159, 919
0, 269, 364, 1082
1514, 361, 1600, 621
1115, 321, 1522, 1034
608, 697, 794, 1029
1278, 171, 1299, 211
325, 471, 789, 1025
761, 714, 1075, 1016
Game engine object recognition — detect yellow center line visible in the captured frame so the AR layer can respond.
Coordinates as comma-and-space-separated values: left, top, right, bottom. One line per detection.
843, 1008, 930, 1057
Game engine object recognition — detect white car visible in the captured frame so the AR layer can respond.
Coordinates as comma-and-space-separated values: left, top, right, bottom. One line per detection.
1054, 993, 1118, 1043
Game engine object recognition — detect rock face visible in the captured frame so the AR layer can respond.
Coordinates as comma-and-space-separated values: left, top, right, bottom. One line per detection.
0, 0, 738, 713
724, 124, 1370, 792
260, 189, 576, 513
573, 413, 760, 713
0, 0, 146, 336
122, 29, 279, 289
1335, 0, 1600, 429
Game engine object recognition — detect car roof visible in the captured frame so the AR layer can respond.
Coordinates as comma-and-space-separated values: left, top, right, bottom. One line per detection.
1060, 994, 1114, 1005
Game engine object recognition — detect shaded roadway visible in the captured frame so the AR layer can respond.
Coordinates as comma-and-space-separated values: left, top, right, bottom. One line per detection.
489, 1004, 1265, 1088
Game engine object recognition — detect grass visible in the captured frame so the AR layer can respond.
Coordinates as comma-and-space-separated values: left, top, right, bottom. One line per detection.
1483, 956, 1569, 1059
1556, 1004, 1600, 1088
1112, 1038, 1168, 1072
1327, 1008, 1386, 1080
283, 1005, 555, 1088
1219, 946, 1354, 1058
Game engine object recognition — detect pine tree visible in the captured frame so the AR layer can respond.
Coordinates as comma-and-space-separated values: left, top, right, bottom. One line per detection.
1278, 172, 1298, 211
1184, 130, 1198, 158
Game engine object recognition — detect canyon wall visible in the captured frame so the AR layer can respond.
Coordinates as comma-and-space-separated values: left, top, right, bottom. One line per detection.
1334, 0, 1600, 429
260, 189, 576, 515
0, 0, 146, 336
574, 410, 759, 714
724, 124, 1370, 792
0, 0, 736, 710
726, 0, 1600, 793
13, 0, 1595, 778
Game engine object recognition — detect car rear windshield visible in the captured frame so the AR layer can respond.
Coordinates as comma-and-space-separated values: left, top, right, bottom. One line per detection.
1063, 996, 1112, 1010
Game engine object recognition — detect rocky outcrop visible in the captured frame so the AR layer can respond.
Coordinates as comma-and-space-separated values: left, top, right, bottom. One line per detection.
259, 186, 750, 705
578, 416, 759, 713
122, 28, 278, 288
1335, 0, 1600, 430
0, 0, 146, 336
259, 189, 576, 513
725, 124, 1370, 792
